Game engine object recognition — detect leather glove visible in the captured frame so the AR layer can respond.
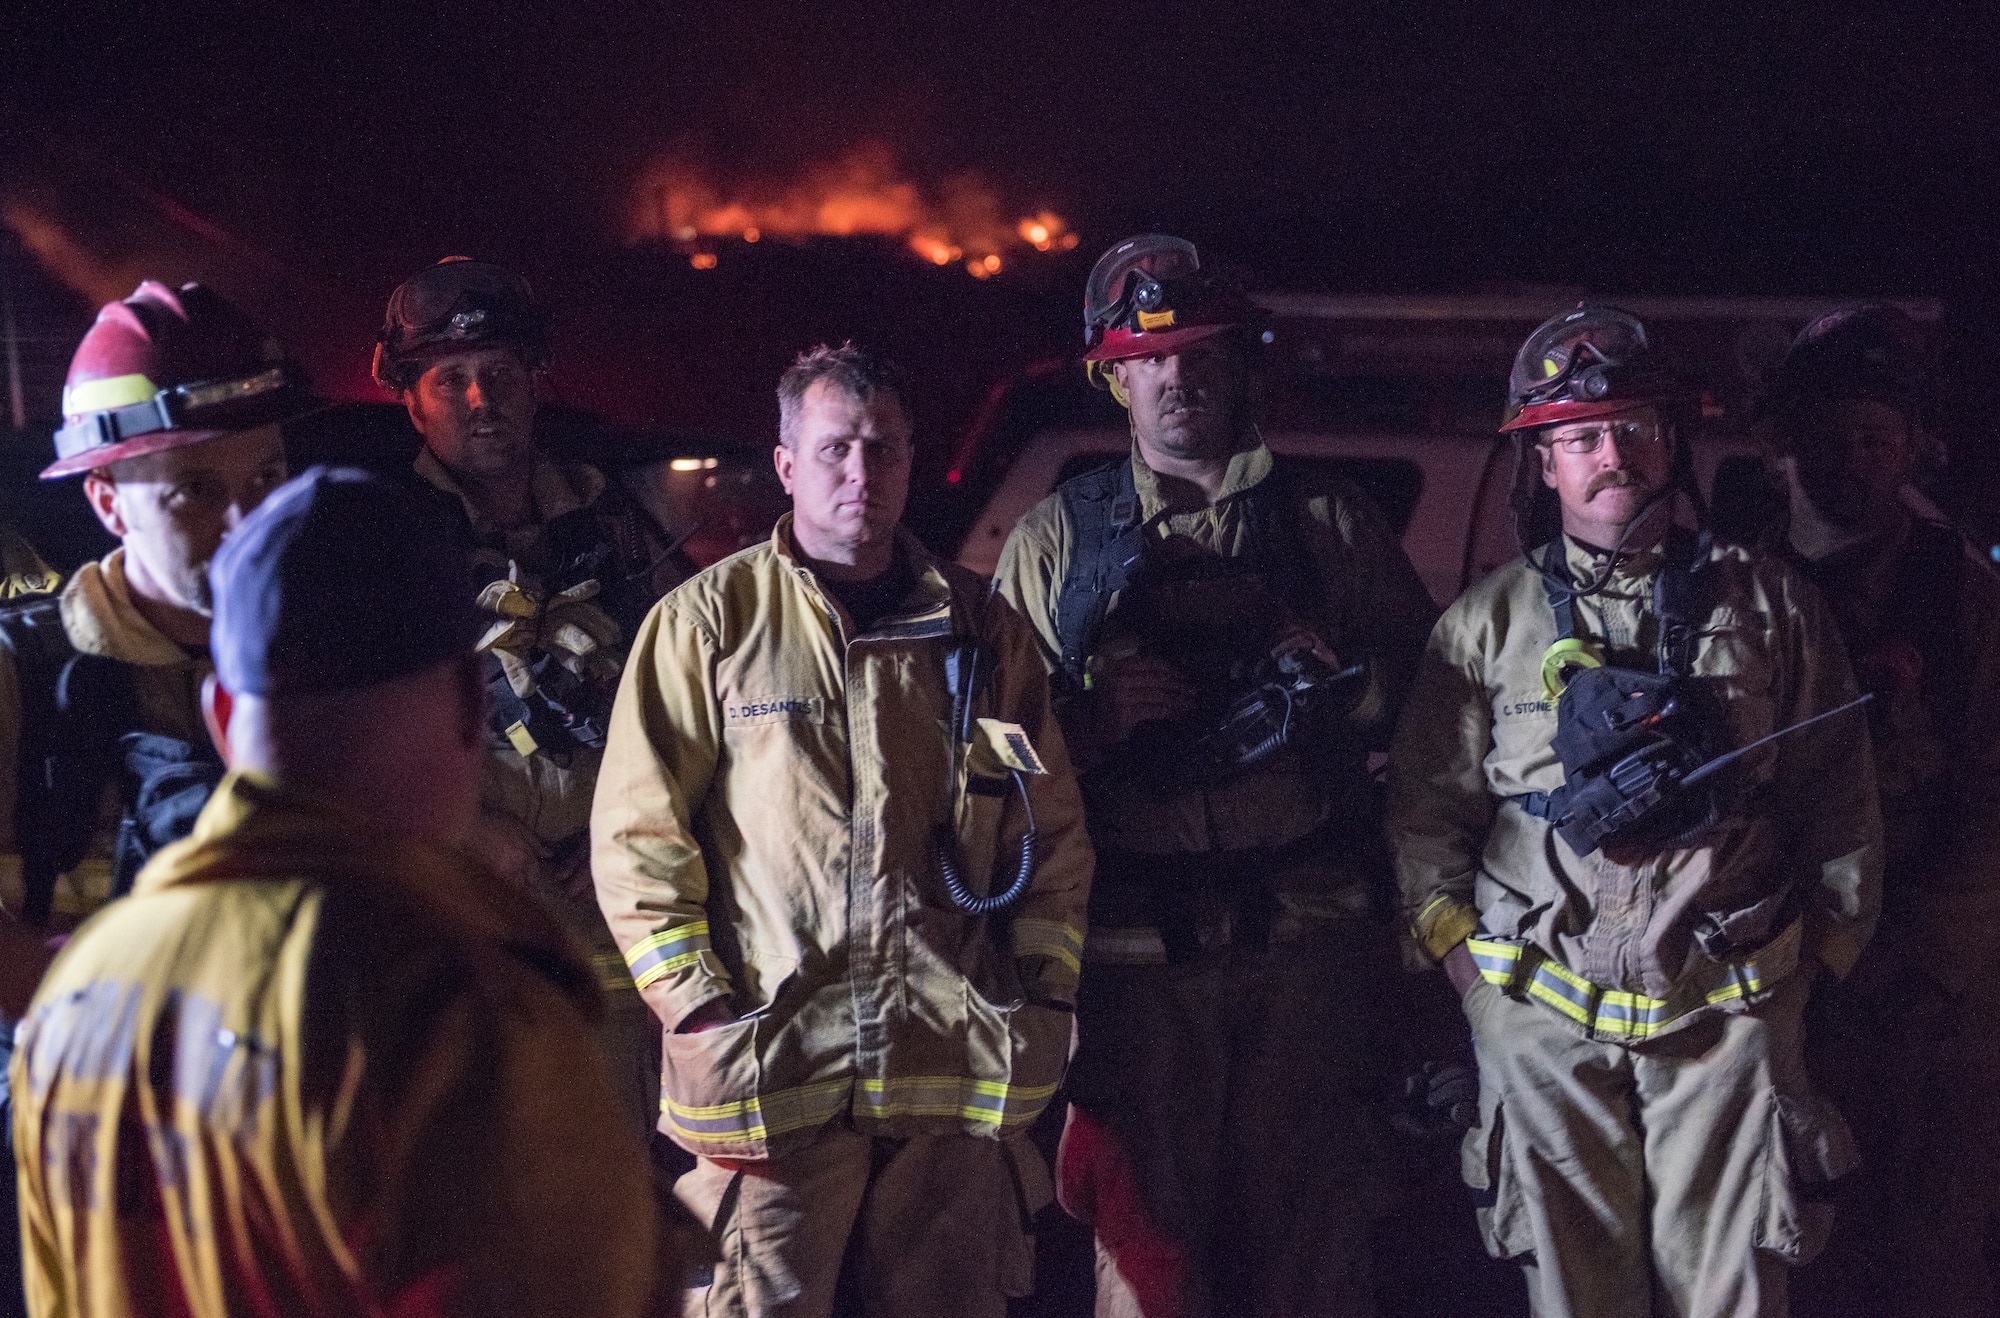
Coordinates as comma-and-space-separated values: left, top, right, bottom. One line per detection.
1391, 1060, 1479, 1137
475, 561, 623, 698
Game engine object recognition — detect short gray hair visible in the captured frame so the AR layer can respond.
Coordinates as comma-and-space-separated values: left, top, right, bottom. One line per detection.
776, 343, 910, 448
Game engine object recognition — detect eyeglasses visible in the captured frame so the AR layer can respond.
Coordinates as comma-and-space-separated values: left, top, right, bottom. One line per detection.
1542, 418, 1665, 455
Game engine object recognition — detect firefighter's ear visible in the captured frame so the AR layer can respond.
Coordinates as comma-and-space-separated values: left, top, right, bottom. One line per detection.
202, 672, 235, 767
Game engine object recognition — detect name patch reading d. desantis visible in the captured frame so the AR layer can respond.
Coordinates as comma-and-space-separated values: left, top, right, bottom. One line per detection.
723, 696, 825, 726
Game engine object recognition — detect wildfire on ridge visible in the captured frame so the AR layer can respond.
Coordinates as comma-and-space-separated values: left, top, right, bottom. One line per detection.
628, 143, 1077, 278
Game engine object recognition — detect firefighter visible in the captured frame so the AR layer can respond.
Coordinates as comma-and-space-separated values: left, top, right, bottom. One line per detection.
374, 256, 691, 1134
592, 344, 1092, 1317
10, 466, 681, 1318
1763, 306, 2000, 1317
1, 280, 297, 937
992, 235, 1437, 1316
1388, 304, 1883, 1317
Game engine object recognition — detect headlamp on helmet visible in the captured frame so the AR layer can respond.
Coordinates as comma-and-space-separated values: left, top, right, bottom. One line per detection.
373, 257, 551, 394
1081, 235, 1264, 389
43, 281, 311, 481
1502, 304, 1684, 434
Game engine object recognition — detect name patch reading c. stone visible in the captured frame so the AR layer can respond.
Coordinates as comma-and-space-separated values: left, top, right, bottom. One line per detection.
724, 696, 823, 726
1497, 695, 1556, 720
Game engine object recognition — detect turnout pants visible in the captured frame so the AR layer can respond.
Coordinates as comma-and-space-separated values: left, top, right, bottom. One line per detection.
1059, 931, 1385, 1318
675, 1117, 1045, 1317
1463, 972, 1849, 1318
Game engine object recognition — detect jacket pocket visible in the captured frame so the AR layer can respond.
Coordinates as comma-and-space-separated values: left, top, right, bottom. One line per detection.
1461, 1056, 1536, 1262
965, 989, 1070, 1137
659, 1014, 768, 1161
1753, 1086, 1855, 1265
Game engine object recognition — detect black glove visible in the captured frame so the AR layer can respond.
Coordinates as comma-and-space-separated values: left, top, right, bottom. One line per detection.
1392, 1060, 1479, 1137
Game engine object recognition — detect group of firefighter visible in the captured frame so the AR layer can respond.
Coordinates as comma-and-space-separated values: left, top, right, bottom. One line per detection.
0, 231, 1991, 1318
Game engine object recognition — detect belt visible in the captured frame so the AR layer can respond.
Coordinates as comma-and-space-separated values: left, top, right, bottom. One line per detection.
1466, 917, 1803, 1041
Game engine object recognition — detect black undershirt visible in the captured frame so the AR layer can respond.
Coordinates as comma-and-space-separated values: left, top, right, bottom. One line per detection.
823, 556, 915, 635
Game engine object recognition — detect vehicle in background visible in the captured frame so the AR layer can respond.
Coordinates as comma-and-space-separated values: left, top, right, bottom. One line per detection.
951, 293, 1944, 604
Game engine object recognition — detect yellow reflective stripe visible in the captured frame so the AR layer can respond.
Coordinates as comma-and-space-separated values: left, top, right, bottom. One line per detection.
625, 921, 712, 988
857, 1074, 1060, 1127
660, 1077, 849, 1144
1466, 937, 1523, 987
1012, 918, 1084, 976
1494, 921, 1800, 1039
63, 373, 158, 417
591, 952, 637, 992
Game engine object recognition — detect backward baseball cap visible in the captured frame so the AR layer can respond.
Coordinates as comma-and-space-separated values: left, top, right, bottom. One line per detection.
210, 466, 480, 696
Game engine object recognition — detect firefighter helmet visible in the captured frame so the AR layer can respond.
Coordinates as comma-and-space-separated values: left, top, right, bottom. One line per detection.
1768, 303, 1930, 417
1502, 304, 1689, 433
372, 257, 551, 394
1082, 234, 1263, 373
45, 281, 309, 480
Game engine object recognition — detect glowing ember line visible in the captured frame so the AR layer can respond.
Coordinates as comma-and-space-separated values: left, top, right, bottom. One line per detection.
627, 143, 1070, 274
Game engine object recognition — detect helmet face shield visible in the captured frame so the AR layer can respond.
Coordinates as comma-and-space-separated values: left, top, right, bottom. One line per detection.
1501, 304, 1685, 433
1084, 234, 1201, 344
1509, 306, 1650, 409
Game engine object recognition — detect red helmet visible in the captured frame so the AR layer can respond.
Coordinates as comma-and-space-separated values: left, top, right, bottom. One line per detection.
1500, 304, 1689, 434
1082, 234, 1263, 369
46, 281, 309, 480
372, 257, 550, 393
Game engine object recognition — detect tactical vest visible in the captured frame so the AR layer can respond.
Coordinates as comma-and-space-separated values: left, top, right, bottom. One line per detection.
0, 599, 222, 926
1051, 456, 1326, 696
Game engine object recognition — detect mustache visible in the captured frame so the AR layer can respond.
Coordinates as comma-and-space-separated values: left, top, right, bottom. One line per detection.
1159, 389, 1217, 415
1586, 470, 1647, 498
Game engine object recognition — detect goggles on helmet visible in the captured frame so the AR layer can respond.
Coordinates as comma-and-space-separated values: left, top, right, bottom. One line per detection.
373, 258, 550, 391
51, 362, 309, 469
1081, 234, 1262, 373
1502, 305, 1680, 433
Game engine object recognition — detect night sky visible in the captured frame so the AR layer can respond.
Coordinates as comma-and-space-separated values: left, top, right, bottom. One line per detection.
5, 1, 1999, 432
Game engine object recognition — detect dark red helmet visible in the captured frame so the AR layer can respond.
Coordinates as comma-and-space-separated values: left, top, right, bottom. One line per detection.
1082, 234, 1263, 371
1768, 303, 1930, 417
372, 257, 550, 393
1501, 304, 1690, 433
45, 281, 310, 480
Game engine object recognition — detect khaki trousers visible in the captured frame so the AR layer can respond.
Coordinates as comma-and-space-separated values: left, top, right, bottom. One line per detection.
1063, 935, 1385, 1317
675, 1118, 1044, 1318
1463, 972, 1849, 1318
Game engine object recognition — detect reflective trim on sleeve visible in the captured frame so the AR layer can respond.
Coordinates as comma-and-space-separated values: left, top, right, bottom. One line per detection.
1012, 918, 1085, 976
625, 921, 712, 989
660, 1077, 849, 1146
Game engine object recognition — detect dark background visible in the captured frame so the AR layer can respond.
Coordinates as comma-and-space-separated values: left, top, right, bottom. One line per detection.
6, 0, 1997, 441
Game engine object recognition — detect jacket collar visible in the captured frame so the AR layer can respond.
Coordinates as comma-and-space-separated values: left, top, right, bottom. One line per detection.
414, 446, 605, 532
769, 513, 957, 637
1129, 439, 1273, 523
58, 548, 193, 667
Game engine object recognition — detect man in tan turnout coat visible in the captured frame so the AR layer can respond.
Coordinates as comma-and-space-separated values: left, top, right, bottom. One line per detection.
593, 344, 1091, 1317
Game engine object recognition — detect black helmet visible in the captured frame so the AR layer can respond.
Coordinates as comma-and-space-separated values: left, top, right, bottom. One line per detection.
372, 257, 551, 393
1768, 303, 1930, 418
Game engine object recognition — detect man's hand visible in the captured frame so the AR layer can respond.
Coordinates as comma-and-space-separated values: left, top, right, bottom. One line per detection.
1443, 942, 1482, 999
1269, 619, 1339, 670
675, 997, 737, 1034
1083, 653, 1195, 748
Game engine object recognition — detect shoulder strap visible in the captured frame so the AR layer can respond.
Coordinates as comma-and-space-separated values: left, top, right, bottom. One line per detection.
1537, 537, 1577, 643
1053, 460, 1145, 690
1242, 456, 1335, 625
1654, 527, 1714, 676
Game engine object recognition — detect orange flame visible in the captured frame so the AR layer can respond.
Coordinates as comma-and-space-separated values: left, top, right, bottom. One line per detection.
629, 143, 1070, 273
